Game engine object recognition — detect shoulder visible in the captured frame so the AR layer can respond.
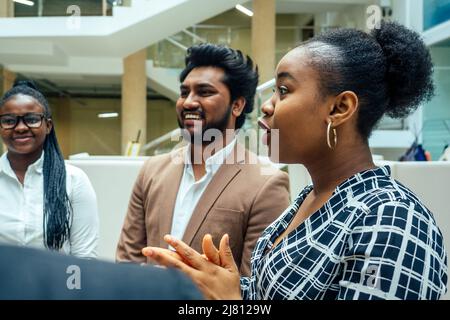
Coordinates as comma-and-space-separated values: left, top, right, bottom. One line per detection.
140, 148, 184, 174
64, 164, 96, 198
348, 178, 441, 238
64, 163, 90, 183
356, 177, 433, 216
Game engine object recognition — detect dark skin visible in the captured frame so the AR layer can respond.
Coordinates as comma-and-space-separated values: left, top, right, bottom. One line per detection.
263, 47, 375, 247
176, 67, 245, 181
142, 47, 376, 299
0, 94, 52, 184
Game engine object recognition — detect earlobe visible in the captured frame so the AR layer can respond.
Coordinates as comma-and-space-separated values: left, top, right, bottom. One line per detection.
232, 97, 246, 117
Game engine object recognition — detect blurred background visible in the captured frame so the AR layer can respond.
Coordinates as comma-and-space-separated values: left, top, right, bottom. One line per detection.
0, 0, 448, 161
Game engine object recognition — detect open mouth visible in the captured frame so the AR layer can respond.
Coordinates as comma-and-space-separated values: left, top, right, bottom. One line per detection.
183, 113, 203, 120
257, 118, 271, 131
258, 118, 271, 146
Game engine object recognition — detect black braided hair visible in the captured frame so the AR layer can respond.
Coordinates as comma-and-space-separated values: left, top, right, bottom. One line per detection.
0, 80, 73, 250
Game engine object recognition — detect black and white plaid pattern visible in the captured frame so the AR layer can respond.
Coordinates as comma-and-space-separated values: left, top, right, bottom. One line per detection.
241, 166, 448, 300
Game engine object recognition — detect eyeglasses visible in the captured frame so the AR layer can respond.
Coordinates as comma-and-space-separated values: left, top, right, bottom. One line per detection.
0, 113, 46, 130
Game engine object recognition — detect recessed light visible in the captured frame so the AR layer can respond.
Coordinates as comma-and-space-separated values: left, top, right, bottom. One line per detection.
98, 112, 119, 118
13, 0, 35, 6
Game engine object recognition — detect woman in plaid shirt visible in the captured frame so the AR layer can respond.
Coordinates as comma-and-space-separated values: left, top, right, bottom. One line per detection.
142, 21, 448, 300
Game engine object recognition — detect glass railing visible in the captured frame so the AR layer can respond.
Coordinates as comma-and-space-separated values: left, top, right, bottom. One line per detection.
147, 24, 320, 70
147, 29, 205, 69
423, 0, 450, 31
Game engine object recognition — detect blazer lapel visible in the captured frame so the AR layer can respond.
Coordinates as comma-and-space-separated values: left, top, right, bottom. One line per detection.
181, 143, 246, 245
157, 148, 185, 247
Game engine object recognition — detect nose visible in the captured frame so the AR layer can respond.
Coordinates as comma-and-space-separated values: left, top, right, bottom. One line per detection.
14, 118, 29, 132
261, 95, 275, 117
183, 92, 200, 110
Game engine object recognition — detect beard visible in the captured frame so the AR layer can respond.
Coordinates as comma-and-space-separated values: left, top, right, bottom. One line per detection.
177, 105, 233, 145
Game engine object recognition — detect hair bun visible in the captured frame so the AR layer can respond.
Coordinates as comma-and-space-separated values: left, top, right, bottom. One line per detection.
371, 21, 434, 118
13, 79, 39, 91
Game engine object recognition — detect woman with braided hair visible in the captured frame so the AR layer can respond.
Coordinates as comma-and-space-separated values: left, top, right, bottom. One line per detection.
0, 80, 98, 258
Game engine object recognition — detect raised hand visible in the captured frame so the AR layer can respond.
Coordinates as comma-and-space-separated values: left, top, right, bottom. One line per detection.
142, 234, 241, 300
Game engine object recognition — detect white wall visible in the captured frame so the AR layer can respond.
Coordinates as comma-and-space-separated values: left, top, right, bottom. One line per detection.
67, 159, 145, 261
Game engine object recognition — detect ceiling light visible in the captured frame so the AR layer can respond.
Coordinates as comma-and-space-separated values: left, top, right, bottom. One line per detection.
13, 0, 35, 6
235, 4, 253, 17
98, 112, 119, 118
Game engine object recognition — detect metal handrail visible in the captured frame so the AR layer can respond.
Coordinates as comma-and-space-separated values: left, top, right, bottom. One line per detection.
141, 128, 181, 152
257, 79, 275, 92
163, 29, 206, 53
181, 29, 207, 43
165, 37, 188, 51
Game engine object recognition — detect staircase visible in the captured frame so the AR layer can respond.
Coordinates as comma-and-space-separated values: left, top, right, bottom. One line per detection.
0, 0, 246, 71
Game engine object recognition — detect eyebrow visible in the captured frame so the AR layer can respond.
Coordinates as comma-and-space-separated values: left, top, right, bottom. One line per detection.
180, 83, 216, 90
276, 72, 298, 83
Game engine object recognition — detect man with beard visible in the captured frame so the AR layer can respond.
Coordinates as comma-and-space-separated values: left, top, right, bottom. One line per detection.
116, 44, 290, 276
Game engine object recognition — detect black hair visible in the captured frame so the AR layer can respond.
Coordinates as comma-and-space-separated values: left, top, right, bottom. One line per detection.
0, 80, 72, 250
302, 21, 434, 139
179, 43, 259, 129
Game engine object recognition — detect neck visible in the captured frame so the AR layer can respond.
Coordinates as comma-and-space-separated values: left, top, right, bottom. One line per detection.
7, 148, 44, 174
306, 142, 375, 195
190, 130, 236, 166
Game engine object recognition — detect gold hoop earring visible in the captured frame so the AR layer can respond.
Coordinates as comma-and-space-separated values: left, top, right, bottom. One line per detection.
327, 121, 337, 149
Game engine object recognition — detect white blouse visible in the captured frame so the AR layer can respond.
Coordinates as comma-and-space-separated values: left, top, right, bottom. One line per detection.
0, 152, 99, 258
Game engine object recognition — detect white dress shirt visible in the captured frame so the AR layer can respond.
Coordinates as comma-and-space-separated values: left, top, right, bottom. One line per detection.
170, 139, 237, 241
0, 152, 99, 258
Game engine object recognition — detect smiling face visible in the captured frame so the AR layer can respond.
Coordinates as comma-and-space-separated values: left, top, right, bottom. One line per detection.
176, 67, 235, 143
260, 47, 336, 164
0, 94, 52, 157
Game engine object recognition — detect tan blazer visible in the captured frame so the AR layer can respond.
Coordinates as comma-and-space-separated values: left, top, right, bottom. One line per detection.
116, 144, 290, 276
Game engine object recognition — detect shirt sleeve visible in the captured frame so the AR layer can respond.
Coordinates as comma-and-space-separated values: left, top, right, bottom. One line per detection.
337, 200, 447, 300
115, 165, 148, 263
67, 166, 99, 259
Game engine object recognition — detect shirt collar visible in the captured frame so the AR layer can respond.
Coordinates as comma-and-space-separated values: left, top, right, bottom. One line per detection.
205, 138, 237, 174
29, 151, 44, 174
0, 151, 44, 176
184, 138, 237, 176
0, 152, 11, 176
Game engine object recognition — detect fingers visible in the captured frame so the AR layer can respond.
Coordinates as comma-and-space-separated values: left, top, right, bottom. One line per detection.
142, 247, 183, 263
218, 234, 238, 272
141, 246, 195, 275
202, 234, 221, 266
164, 235, 208, 271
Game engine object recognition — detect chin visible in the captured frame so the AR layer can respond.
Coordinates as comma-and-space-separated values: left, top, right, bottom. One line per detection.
8, 148, 35, 156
